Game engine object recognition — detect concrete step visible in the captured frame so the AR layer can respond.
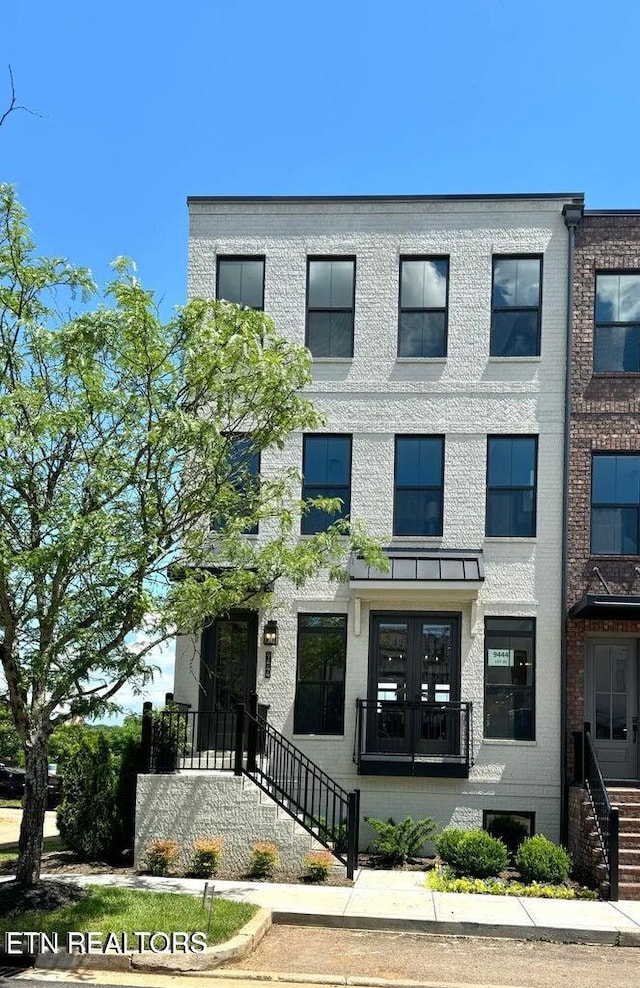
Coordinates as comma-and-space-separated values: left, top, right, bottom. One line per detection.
617, 817, 640, 833
619, 832, 640, 847
606, 787, 640, 804
619, 847, 640, 865
618, 882, 640, 901
618, 864, 640, 883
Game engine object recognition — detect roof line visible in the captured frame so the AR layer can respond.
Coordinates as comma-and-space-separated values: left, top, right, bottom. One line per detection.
583, 209, 640, 216
187, 193, 585, 205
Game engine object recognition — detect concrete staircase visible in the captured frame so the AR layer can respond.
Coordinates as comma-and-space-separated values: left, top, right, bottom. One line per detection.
607, 786, 640, 901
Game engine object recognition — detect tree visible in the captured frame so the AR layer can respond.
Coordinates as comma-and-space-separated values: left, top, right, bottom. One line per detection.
0, 186, 384, 888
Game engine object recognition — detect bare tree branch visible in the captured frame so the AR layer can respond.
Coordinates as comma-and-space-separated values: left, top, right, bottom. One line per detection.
0, 65, 41, 129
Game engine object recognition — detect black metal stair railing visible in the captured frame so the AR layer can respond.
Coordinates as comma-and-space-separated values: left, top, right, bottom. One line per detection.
583, 721, 619, 901
237, 696, 360, 880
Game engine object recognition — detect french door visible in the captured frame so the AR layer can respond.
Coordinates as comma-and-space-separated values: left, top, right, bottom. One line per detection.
587, 639, 639, 781
199, 612, 258, 749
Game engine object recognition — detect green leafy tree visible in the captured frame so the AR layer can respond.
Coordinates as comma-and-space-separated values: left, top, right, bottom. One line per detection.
0, 700, 24, 766
0, 186, 384, 887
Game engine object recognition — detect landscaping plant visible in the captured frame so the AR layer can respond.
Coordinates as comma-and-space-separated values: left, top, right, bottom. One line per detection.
365, 816, 437, 865
144, 838, 179, 876
56, 736, 117, 859
303, 850, 334, 882
485, 815, 530, 853
250, 841, 280, 879
515, 835, 571, 884
438, 828, 508, 878
434, 828, 465, 866
191, 838, 224, 878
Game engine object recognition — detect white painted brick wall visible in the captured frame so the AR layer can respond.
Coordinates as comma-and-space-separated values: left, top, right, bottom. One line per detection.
173, 197, 572, 843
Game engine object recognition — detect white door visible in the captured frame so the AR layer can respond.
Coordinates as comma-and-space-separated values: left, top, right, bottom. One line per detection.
587, 640, 638, 781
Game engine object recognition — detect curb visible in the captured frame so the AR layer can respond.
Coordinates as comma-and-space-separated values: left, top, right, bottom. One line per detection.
271, 911, 640, 947
29, 908, 272, 973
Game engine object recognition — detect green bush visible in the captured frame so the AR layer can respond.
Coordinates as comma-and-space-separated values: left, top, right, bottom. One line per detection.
515, 835, 571, 884
435, 828, 465, 866
303, 850, 334, 882
426, 867, 595, 899
250, 841, 280, 879
144, 838, 179, 876
191, 838, 224, 878
485, 815, 529, 852
453, 830, 508, 878
365, 816, 437, 865
112, 735, 143, 855
56, 736, 117, 859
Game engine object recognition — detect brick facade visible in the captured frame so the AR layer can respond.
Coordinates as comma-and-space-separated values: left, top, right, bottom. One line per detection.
566, 213, 640, 778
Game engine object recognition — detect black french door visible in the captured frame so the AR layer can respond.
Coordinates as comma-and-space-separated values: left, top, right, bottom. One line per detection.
199, 612, 258, 749
368, 612, 461, 755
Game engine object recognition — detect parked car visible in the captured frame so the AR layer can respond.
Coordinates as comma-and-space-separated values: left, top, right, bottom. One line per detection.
0, 762, 62, 807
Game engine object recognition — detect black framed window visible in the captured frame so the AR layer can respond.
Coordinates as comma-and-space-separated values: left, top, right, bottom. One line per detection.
398, 257, 449, 357
594, 273, 640, 372
301, 435, 352, 534
486, 436, 537, 537
591, 453, 640, 555
394, 436, 444, 536
211, 434, 260, 535
483, 810, 535, 842
216, 256, 265, 309
306, 258, 355, 357
490, 256, 542, 357
294, 614, 347, 734
484, 618, 535, 741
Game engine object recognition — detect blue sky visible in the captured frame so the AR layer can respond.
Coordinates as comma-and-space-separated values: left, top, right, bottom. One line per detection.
3, 0, 640, 712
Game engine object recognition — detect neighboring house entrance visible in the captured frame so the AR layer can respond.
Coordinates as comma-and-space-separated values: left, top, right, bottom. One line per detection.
199, 612, 258, 749
586, 638, 639, 781
368, 612, 461, 757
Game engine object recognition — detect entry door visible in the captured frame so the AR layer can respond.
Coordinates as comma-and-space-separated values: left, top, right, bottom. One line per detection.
199, 613, 258, 748
369, 613, 460, 755
587, 640, 639, 780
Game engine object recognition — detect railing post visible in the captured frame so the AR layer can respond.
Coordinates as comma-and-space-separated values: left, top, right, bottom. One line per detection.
234, 702, 245, 777
247, 691, 258, 773
141, 701, 153, 773
573, 730, 584, 784
583, 721, 591, 783
609, 807, 619, 901
346, 788, 360, 880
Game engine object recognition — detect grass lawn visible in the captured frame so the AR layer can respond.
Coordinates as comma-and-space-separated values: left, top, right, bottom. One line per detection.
0, 799, 23, 809
0, 884, 257, 945
0, 835, 65, 862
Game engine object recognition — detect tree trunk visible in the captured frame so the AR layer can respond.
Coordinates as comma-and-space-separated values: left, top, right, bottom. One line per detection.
15, 729, 50, 886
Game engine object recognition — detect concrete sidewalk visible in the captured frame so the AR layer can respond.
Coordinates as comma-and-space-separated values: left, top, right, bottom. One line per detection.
42, 869, 640, 946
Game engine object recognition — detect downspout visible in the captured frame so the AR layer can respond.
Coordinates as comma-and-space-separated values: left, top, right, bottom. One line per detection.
560, 202, 584, 842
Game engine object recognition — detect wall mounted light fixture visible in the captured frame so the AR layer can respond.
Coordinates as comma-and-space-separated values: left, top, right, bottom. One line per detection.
263, 620, 278, 647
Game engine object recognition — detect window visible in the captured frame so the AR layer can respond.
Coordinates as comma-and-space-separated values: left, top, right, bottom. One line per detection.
490, 256, 542, 357
483, 810, 535, 841
398, 257, 449, 357
394, 436, 444, 536
594, 273, 640, 372
294, 614, 347, 734
591, 454, 640, 555
216, 256, 265, 309
211, 435, 260, 535
301, 435, 351, 534
486, 436, 537, 537
306, 258, 355, 357
484, 618, 535, 741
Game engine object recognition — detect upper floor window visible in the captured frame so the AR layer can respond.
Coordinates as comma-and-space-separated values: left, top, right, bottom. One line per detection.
490, 256, 542, 357
301, 434, 352, 534
394, 436, 444, 536
486, 436, 537, 537
398, 257, 449, 357
591, 453, 640, 555
594, 273, 640, 373
216, 256, 265, 309
306, 258, 355, 358
211, 434, 260, 535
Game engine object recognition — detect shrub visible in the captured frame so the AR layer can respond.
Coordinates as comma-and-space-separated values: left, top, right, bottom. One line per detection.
112, 735, 143, 856
426, 868, 595, 899
365, 816, 437, 865
303, 850, 334, 882
190, 837, 224, 878
453, 830, 508, 878
250, 841, 280, 879
515, 835, 571, 884
485, 815, 530, 852
144, 838, 179, 876
56, 736, 117, 859
435, 828, 465, 866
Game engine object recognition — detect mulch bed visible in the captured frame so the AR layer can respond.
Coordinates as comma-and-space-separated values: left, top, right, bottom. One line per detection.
0, 878, 88, 916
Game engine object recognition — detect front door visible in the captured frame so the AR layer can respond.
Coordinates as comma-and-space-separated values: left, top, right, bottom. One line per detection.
199, 612, 258, 749
587, 639, 639, 780
369, 612, 461, 755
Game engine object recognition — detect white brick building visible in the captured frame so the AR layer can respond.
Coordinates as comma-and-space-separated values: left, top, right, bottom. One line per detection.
169, 194, 583, 851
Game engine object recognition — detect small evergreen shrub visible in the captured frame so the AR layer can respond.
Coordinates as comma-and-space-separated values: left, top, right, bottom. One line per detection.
365, 816, 437, 865
453, 830, 508, 878
56, 736, 117, 859
435, 828, 465, 866
515, 835, 571, 884
485, 815, 529, 852
250, 841, 280, 879
426, 868, 595, 899
144, 838, 179, 876
191, 837, 224, 878
303, 850, 334, 882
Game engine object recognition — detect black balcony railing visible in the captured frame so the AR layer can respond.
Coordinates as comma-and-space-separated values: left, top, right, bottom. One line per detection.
583, 721, 619, 901
354, 698, 473, 777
